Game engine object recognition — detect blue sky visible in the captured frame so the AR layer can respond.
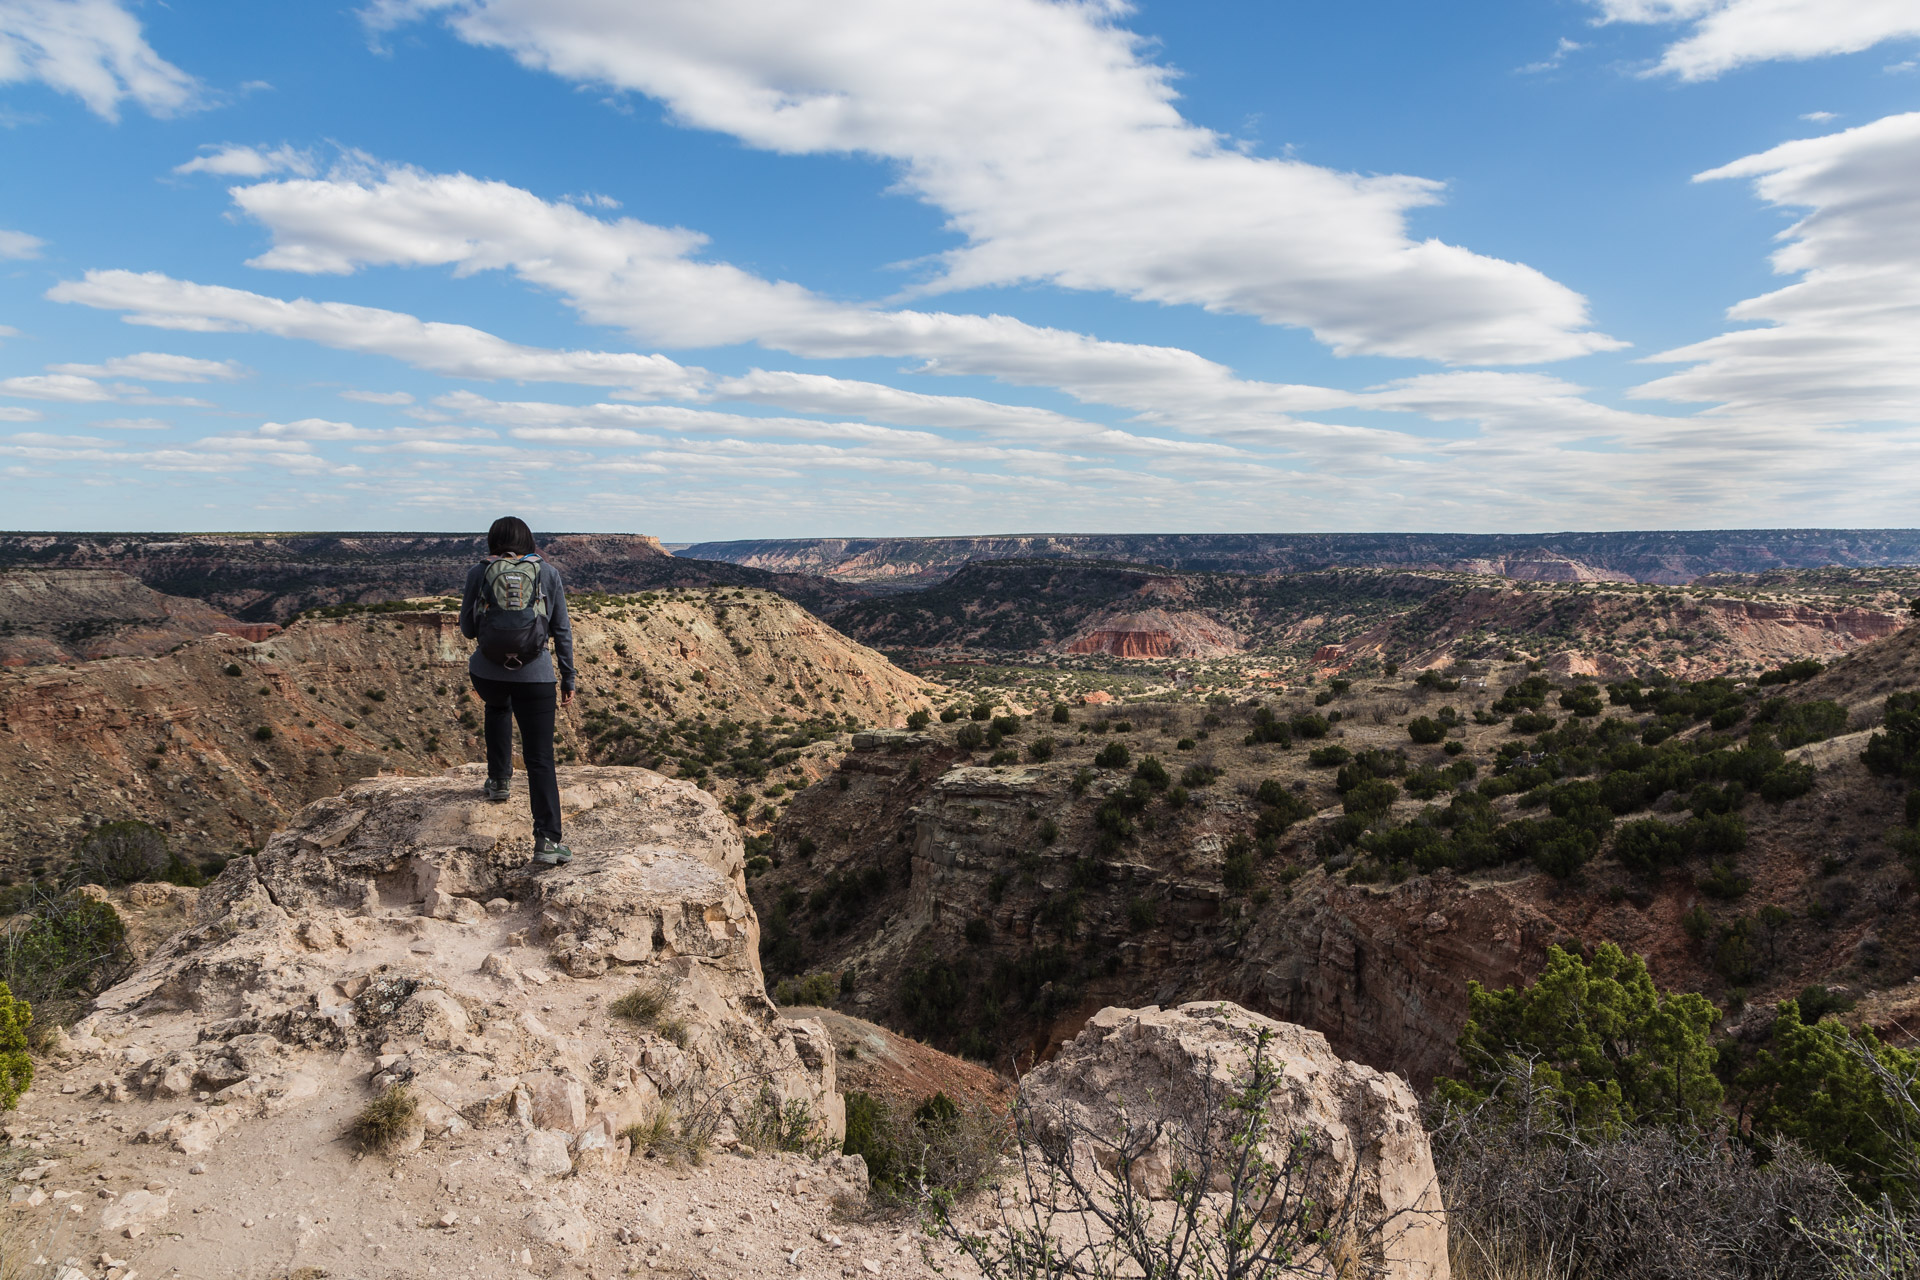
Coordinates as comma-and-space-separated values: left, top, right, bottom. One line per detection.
1, 0, 1917, 540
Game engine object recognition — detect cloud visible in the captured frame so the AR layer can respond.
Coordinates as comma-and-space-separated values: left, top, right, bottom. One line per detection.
1633, 112, 1920, 426
218, 163, 1402, 439
0, 372, 118, 400
50, 351, 246, 382
340, 389, 415, 404
363, 0, 1618, 364
0, 227, 42, 258
1592, 0, 1920, 80
0, 0, 201, 120
1801, 111, 1837, 122
91, 415, 168, 429
258, 417, 372, 441
1520, 38, 1586, 73
48, 269, 708, 396
0, 405, 40, 421
174, 143, 317, 178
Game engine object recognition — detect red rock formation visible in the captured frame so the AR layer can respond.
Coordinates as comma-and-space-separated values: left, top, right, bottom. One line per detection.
1060, 609, 1241, 659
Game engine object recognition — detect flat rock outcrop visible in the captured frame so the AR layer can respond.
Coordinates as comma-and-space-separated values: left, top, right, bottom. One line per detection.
1021, 1001, 1448, 1280
99, 763, 842, 1148
23, 764, 874, 1277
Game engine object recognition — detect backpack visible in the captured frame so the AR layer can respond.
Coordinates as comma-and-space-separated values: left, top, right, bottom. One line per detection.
474, 555, 551, 669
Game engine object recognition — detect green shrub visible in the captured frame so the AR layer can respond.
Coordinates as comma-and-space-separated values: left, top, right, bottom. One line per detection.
1729, 999, 1920, 1200
253, 725, 274, 741
1757, 658, 1824, 686
963, 917, 991, 946
1026, 737, 1055, 763
773, 970, 839, 1007
0, 983, 31, 1110
969, 702, 994, 721
1289, 713, 1330, 740
939, 706, 961, 723
1511, 711, 1557, 734
1094, 742, 1131, 769
1127, 896, 1157, 929
906, 709, 931, 730
1, 889, 132, 1032
1408, 716, 1446, 745
1051, 703, 1070, 724
1437, 942, 1721, 1134
1243, 707, 1292, 747
1559, 685, 1603, 717
955, 722, 986, 750
1308, 745, 1351, 767
1133, 756, 1169, 789
1222, 844, 1256, 895
222, 662, 242, 677
1179, 762, 1219, 788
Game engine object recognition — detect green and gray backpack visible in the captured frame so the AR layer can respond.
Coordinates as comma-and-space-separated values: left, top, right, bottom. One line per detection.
475, 554, 551, 669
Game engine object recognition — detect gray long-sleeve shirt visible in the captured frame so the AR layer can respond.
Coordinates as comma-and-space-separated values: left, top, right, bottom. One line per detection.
459, 556, 576, 690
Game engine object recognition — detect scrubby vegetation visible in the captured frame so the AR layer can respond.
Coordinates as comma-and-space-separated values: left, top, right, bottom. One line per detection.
1434, 943, 1920, 1279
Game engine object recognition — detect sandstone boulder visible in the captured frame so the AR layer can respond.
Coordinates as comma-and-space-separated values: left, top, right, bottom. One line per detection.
1020, 1001, 1448, 1280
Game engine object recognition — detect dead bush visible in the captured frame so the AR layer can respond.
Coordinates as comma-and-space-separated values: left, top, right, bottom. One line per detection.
1432, 1062, 1852, 1280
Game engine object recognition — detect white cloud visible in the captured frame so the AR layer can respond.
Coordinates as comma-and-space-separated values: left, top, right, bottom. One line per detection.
174, 143, 317, 178
258, 417, 372, 441
340, 389, 415, 404
0, 371, 117, 400
220, 164, 1384, 438
0, 227, 42, 258
50, 351, 246, 382
1521, 38, 1586, 73
364, 0, 1618, 364
1633, 112, 1920, 426
91, 415, 168, 429
1801, 111, 1837, 122
0, 405, 40, 421
1592, 0, 1920, 80
0, 0, 200, 120
48, 269, 708, 396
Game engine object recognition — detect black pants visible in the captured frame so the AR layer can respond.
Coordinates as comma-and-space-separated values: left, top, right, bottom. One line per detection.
470, 676, 561, 842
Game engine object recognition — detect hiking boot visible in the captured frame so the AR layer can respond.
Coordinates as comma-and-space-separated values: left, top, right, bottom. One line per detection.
532, 836, 573, 867
482, 776, 511, 804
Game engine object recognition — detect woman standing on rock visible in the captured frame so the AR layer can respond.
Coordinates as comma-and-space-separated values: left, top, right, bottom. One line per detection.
460, 515, 576, 866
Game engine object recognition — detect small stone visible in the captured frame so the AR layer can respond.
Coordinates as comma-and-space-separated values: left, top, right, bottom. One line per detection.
438, 1211, 459, 1229
188, 1163, 206, 1176
862, 1261, 883, 1275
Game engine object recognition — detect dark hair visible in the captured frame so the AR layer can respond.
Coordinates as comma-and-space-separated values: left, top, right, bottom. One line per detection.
487, 516, 536, 557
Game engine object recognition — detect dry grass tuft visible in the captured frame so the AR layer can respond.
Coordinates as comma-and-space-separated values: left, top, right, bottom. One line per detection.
609, 980, 688, 1046
350, 1084, 419, 1155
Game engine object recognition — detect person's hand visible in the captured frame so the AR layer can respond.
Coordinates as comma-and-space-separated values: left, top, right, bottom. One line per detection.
561, 687, 575, 707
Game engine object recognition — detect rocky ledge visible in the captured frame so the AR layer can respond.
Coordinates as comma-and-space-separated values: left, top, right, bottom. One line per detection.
32, 765, 860, 1279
